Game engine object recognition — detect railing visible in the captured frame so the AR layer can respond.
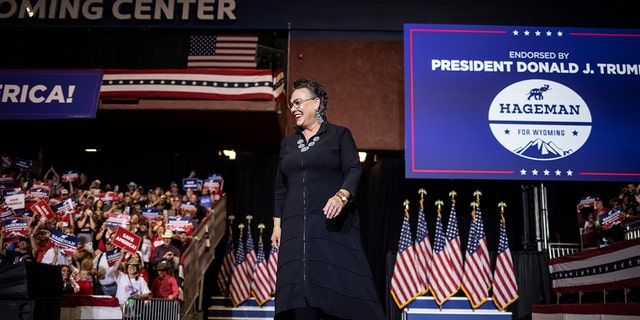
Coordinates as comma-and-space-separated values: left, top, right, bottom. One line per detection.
547, 242, 582, 259
179, 195, 228, 319
123, 298, 180, 320
625, 219, 640, 240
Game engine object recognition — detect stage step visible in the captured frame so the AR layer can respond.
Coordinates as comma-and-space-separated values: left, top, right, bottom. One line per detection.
208, 296, 274, 320
404, 297, 511, 320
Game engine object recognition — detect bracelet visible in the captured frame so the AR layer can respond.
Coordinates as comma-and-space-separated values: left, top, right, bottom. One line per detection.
335, 191, 348, 205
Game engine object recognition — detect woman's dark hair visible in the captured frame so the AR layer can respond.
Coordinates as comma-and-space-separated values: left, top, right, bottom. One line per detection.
292, 79, 329, 120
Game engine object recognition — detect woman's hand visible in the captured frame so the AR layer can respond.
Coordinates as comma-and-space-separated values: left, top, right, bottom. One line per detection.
323, 196, 344, 219
270, 219, 281, 250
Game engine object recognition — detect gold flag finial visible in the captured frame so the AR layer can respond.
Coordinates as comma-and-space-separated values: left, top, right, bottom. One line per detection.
498, 201, 507, 213
449, 190, 457, 200
258, 223, 265, 231
473, 190, 482, 202
246, 215, 253, 224
435, 199, 443, 210
418, 188, 427, 199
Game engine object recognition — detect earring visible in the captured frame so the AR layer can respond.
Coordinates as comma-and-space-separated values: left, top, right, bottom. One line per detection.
315, 107, 324, 124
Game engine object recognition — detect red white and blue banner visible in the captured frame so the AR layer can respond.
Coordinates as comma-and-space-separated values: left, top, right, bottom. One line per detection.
405, 24, 640, 182
548, 238, 640, 294
0, 69, 102, 119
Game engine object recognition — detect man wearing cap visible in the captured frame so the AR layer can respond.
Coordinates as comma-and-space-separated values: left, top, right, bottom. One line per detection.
150, 230, 181, 273
113, 256, 150, 306
0, 234, 35, 265
150, 261, 179, 300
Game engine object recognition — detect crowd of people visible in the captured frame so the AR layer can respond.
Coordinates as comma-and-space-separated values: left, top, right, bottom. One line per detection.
578, 182, 640, 248
0, 164, 219, 308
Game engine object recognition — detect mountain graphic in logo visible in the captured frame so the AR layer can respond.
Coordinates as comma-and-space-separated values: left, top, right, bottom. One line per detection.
513, 138, 573, 160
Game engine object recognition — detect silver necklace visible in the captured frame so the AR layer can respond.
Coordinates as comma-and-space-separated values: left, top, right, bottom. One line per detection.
297, 136, 320, 152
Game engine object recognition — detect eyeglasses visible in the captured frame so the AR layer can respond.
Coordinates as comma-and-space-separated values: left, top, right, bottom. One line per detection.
288, 97, 316, 109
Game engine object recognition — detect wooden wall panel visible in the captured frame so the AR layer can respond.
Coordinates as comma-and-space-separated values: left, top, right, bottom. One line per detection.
288, 39, 405, 151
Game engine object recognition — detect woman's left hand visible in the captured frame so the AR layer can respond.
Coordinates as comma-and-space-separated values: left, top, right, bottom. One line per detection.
323, 197, 343, 219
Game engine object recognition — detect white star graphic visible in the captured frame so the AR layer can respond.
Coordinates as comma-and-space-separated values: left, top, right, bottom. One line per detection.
520, 169, 527, 175
546, 31, 552, 36
535, 30, 541, 36
524, 30, 530, 36
513, 30, 519, 36
544, 170, 550, 176
557, 31, 563, 37
555, 170, 562, 176
532, 169, 539, 175
566, 170, 573, 176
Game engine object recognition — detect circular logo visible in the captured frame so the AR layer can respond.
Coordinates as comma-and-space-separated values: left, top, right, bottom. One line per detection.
488, 79, 591, 161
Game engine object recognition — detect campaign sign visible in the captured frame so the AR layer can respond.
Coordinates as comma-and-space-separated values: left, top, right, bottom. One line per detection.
141, 207, 164, 222
26, 187, 49, 202
600, 207, 625, 230
61, 170, 79, 182
0, 173, 13, 185
199, 195, 212, 208
0, 205, 15, 223
179, 201, 196, 215
182, 178, 200, 191
1, 154, 12, 169
112, 227, 141, 254
48, 228, 79, 256
405, 24, 640, 182
166, 216, 194, 235
106, 248, 123, 267
106, 213, 130, 229
2, 188, 25, 210
29, 198, 56, 221
0, 69, 103, 119
2, 217, 29, 241
53, 198, 76, 217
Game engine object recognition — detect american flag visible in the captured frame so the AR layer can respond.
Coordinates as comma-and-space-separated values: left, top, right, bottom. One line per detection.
443, 200, 463, 294
216, 224, 235, 296
229, 225, 250, 306
242, 221, 257, 290
267, 245, 278, 294
188, 34, 258, 69
461, 202, 492, 309
251, 227, 271, 306
492, 213, 518, 311
414, 199, 432, 295
428, 201, 460, 305
390, 207, 420, 308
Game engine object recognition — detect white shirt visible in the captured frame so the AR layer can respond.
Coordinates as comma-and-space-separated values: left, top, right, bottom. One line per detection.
115, 271, 150, 305
41, 247, 70, 266
94, 252, 118, 286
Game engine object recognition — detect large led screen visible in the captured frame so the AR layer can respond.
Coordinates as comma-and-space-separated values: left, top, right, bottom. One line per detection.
405, 24, 640, 182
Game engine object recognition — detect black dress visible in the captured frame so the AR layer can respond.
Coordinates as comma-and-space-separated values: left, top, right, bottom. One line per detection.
273, 122, 384, 320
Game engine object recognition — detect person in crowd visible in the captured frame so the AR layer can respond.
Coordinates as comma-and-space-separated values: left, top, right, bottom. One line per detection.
61, 264, 80, 295
76, 269, 95, 295
270, 79, 384, 320
76, 207, 99, 246
171, 230, 191, 257
0, 234, 35, 265
151, 229, 180, 274
93, 240, 119, 296
113, 256, 150, 306
150, 260, 179, 300
43, 165, 62, 196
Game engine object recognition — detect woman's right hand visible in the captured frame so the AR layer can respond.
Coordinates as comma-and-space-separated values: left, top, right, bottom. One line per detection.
270, 226, 281, 250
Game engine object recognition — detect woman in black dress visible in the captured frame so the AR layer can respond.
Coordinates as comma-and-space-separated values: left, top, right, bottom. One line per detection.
271, 79, 384, 320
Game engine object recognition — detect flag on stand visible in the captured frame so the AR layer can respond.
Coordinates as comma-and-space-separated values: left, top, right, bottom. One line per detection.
492, 207, 519, 311
443, 199, 463, 294
188, 34, 258, 69
428, 199, 460, 305
251, 224, 271, 306
268, 245, 278, 294
461, 200, 492, 309
216, 222, 235, 296
391, 202, 421, 309
414, 197, 432, 295
242, 218, 257, 289
229, 224, 250, 306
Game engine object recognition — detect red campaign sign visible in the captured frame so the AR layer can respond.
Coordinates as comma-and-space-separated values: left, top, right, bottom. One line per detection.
29, 199, 56, 221
111, 227, 141, 254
